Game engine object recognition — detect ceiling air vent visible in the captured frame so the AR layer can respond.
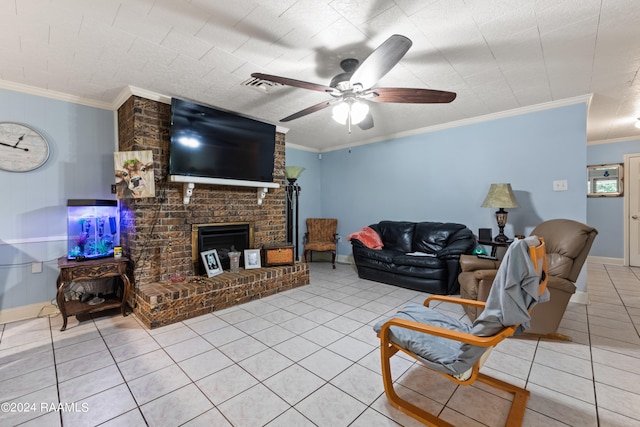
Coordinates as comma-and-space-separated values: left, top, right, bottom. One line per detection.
241, 77, 283, 94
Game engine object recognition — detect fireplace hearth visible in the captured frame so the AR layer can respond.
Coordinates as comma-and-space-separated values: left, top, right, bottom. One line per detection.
192, 223, 254, 273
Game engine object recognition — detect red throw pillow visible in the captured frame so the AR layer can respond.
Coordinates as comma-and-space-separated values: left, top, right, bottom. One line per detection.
347, 226, 383, 250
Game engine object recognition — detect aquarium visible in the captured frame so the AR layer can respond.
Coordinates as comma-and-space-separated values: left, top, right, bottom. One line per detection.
67, 199, 120, 260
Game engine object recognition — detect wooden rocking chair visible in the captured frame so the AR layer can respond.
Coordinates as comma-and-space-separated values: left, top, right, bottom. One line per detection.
375, 237, 548, 427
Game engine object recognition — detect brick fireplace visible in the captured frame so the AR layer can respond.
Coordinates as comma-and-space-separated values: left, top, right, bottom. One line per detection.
117, 95, 309, 328
192, 222, 254, 273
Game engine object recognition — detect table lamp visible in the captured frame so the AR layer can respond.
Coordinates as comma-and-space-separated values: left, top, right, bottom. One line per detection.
481, 183, 519, 242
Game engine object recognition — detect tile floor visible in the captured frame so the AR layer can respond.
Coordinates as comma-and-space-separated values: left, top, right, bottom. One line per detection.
1, 261, 640, 426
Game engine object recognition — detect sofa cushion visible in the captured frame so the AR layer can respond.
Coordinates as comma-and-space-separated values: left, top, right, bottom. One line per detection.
356, 248, 397, 264
393, 254, 443, 269
413, 222, 465, 254
372, 221, 415, 253
394, 263, 447, 279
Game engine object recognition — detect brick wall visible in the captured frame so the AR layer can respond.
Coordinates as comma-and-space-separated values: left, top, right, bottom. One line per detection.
117, 96, 287, 287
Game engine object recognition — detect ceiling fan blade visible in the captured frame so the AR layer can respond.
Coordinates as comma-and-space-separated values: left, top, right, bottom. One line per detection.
280, 99, 341, 122
368, 87, 457, 103
349, 34, 412, 90
357, 113, 374, 130
251, 73, 336, 94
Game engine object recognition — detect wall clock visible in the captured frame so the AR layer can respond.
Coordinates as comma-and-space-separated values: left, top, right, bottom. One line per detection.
0, 122, 50, 172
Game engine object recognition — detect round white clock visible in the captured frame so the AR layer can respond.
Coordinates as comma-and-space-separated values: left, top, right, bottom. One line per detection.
0, 122, 50, 172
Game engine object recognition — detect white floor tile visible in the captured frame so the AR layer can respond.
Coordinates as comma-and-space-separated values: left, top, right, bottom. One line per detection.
128, 364, 192, 405
263, 364, 325, 405
295, 383, 367, 427
217, 383, 290, 427
3, 262, 640, 426
139, 383, 213, 427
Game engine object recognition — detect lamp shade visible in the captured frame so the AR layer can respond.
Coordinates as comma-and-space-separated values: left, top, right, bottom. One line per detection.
284, 166, 305, 181
481, 183, 519, 208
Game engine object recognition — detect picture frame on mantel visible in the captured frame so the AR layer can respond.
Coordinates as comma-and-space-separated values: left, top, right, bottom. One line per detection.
201, 249, 222, 277
244, 249, 261, 269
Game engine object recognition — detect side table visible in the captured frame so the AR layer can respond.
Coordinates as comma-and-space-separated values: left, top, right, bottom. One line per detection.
477, 239, 513, 258
56, 256, 132, 331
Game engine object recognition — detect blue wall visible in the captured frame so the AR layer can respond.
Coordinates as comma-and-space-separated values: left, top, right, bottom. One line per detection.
283, 147, 323, 258
0, 89, 116, 311
321, 104, 587, 253
587, 139, 640, 258
288, 102, 589, 289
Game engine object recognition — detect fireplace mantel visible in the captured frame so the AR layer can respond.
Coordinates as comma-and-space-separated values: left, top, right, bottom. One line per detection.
169, 175, 280, 204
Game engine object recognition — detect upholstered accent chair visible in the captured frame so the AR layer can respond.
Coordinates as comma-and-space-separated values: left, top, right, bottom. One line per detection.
304, 218, 338, 269
459, 219, 597, 340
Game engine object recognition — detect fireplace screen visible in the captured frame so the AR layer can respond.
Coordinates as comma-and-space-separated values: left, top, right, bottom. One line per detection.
192, 223, 254, 274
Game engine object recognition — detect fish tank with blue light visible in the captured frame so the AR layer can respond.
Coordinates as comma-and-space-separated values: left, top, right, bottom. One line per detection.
67, 199, 119, 260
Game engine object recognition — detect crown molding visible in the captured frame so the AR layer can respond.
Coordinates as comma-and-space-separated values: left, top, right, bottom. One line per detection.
0, 79, 113, 110
285, 142, 319, 152
113, 86, 288, 134
321, 94, 593, 153
588, 135, 640, 146
112, 85, 171, 109
1, 80, 596, 152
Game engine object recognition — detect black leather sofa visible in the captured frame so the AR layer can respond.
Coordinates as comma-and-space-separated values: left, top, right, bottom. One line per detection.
350, 221, 476, 294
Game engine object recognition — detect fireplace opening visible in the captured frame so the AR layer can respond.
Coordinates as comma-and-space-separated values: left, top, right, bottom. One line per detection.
192, 223, 254, 274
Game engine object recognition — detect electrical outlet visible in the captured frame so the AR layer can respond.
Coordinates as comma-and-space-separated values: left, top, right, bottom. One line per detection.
31, 261, 43, 274
553, 180, 568, 191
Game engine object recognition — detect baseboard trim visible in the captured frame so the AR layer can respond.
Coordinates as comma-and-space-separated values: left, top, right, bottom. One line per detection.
337, 254, 354, 265
0, 302, 58, 325
588, 256, 624, 266
570, 291, 589, 305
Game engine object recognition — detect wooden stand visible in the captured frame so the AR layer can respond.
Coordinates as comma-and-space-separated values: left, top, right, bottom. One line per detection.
478, 239, 512, 258
56, 256, 132, 331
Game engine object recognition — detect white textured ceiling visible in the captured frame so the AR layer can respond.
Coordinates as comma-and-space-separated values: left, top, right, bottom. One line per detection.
1, 0, 639, 151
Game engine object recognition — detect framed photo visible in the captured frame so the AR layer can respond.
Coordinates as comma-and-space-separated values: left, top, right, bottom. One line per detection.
244, 249, 261, 269
201, 249, 223, 277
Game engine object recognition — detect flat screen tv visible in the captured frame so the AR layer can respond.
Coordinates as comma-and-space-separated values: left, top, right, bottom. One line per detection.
169, 98, 276, 183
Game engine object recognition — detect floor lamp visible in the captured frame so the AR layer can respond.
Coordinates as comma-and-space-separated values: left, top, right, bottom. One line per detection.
285, 166, 304, 260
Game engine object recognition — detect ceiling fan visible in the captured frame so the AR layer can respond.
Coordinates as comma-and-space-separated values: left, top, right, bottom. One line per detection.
251, 34, 456, 132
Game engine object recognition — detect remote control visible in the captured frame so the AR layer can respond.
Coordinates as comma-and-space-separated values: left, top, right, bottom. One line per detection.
477, 254, 498, 260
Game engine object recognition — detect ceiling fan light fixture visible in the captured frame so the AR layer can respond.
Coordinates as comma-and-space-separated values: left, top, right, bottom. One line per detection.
635, 117, 640, 129
350, 101, 369, 124
332, 100, 369, 125
332, 103, 350, 125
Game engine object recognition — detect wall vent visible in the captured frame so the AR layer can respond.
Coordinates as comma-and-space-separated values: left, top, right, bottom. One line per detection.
241, 77, 283, 94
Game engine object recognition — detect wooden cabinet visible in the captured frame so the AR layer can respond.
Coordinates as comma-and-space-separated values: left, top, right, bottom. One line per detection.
262, 243, 295, 267
56, 256, 132, 331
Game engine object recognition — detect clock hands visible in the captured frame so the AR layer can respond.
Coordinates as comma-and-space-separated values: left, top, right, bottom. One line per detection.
0, 135, 29, 151
14, 135, 24, 147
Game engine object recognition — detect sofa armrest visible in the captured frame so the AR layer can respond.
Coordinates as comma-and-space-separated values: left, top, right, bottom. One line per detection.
350, 238, 367, 249
438, 239, 476, 259
459, 254, 501, 271
472, 269, 498, 282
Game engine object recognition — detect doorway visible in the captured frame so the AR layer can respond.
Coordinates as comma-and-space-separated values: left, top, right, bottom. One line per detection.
625, 154, 640, 266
